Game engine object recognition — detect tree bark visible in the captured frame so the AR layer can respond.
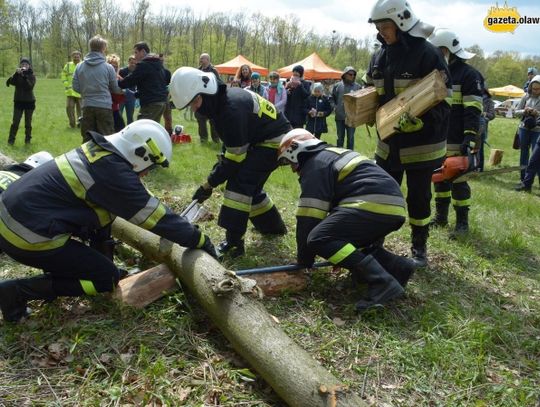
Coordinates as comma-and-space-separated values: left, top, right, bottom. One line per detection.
112, 218, 366, 407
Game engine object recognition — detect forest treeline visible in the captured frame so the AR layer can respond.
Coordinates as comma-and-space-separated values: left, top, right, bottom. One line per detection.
1, 0, 538, 88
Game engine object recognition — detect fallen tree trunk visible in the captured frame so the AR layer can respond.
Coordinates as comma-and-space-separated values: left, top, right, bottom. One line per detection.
112, 218, 366, 407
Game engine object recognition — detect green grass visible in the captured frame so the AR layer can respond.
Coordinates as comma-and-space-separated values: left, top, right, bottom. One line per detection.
1, 79, 539, 406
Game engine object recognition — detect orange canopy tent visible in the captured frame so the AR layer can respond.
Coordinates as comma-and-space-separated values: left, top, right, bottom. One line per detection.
277, 52, 343, 80
214, 55, 269, 76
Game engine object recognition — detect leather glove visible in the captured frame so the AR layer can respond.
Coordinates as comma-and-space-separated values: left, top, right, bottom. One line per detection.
395, 112, 423, 133
199, 234, 218, 259
460, 134, 477, 155
192, 184, 213, 203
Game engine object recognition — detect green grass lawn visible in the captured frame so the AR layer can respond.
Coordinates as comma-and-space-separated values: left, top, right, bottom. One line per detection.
0, 79, 539, 406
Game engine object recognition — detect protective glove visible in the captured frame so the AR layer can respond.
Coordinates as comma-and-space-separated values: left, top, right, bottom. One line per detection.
460, 133, 477, 155
199, 234, 218, 259
192, 184, 213, 203
395, 112, 424, 133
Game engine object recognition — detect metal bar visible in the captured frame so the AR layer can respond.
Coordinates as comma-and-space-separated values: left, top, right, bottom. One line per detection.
180, 199, 199, 217
235, 261, 332, 276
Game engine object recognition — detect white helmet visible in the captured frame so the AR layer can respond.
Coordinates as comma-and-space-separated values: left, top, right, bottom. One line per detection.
24, 151, 54, 168
105, 119, 172, 173
368, 0, 434, 39
170, 67, 219, 110
278, 129, 324, 166
429, 28, 475, 60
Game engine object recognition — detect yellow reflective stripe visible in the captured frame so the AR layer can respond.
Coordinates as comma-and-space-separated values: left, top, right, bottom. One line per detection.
328, 243, 356, 265
375, 140, 390, 160
339, 202, 406, 217
56, 155, 87, 199
81, 142, 112, 163
452, 90, 463, 105
224, 150, 247, 163
409, 217, 431, 226
0, 215, 70, 251
452, 198, 471, 207
326, 147, 350, 155
298, 198, 331, 212
80, 280, 98, 296
400, 142, 446, 164
256, 142, 280, 149
0, 171, 20, 191
249, 198, 274, 217
139, 203, 167, 230
146, 138, 168, 166
196, 232, 205, 248
223, 198, 251, 212
463, 100, 483, 111
89, 202, 114, 226
435, 191, 451, 198
296, 207, 327, 219
338, 155, 370, 182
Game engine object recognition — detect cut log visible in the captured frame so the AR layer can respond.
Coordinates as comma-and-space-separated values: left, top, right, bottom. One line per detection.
488, 149, 504, 166
343, 87, 379, 128
112, 218, 366, 407
247, 271, 308, 296
376, 69, 448, 140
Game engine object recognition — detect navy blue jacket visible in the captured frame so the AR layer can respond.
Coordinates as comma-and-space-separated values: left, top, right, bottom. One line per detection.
118, 55, 168, 106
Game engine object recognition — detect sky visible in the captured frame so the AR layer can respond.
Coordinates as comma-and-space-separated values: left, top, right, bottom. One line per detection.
146, 0, 540, 57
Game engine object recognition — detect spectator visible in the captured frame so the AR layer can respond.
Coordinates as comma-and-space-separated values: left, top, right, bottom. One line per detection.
159, 53, 173, 135
515, 118, 540, 192
195, 53, 220, 143
73, 35, 122, 141
106, 54, 126, 132
62, 51, 82, 128
248, 72, 268, 98
478, 86, 495, 172
118, 42, 169, 123
305, 83, 332, 139
6, 57, 36, 145
118, 55, 137, 124
515, 75, 540, 184
235, 64, 252, 88
285, 65, 311, 128
332, 66, 362, 149
523, 67, 538, 92
266, 71, 287, 114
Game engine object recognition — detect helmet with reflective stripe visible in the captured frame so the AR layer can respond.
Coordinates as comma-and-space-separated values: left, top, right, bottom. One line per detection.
105, 119, 172, 173
278, 129, 324, 165
429, 28, 475, 60
23, 151, 53, 168
170, 66, 219, 110
368, 0, 434, 39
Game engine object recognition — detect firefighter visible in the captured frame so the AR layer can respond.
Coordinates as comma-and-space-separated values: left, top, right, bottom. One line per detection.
278, 129, 417, 310
169, 67, 291, 258
0, 151, 53, 193
0, 120, 217, 323
429, 29, 484, 235
367, 0, 451, 267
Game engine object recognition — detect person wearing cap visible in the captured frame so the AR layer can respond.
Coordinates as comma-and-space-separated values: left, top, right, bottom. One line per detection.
266, 71, 287, 114
6, 57, 36, 145
429, 28, 483, 236
62, 51, 82, 128
0, 120, 217, 323
247, 72, 268, 98
332, 66, 362, 149
366, 0, 451, 267
524, 67, 538, 92
285, 65, 312, 128
306, 83, 332, 139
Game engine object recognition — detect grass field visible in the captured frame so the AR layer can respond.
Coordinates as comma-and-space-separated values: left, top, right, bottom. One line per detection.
0, 79, 539, 406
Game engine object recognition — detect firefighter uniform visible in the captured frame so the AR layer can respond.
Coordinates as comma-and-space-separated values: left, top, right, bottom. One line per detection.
433, 59, 483, 230
366, 32, 451, 264
0, 164, 29, 193
0, 132, 209, 321
199, 87, 292, 241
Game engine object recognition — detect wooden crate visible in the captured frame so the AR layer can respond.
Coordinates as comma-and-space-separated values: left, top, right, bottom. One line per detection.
376, 70, 448, 140
343, 87, 379, 128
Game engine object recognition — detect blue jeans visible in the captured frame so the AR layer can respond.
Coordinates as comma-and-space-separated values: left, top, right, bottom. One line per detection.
336, 119, 356, 150
522, 136, 540, 188
120, 100, 136, 125
518, 127, 540, 180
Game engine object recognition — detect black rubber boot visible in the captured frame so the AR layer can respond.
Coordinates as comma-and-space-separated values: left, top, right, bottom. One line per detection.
371, 247, 418, 287
353, 255, 405, 311
429, 200, 449, 228
451, 206, 469, 237
0, 275, 56, 322
411, 225, 429, 268
217, 231, 245, 259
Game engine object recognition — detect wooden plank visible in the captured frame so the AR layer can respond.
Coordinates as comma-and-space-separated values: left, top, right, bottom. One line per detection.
488, 149, 504, 166
343, 87, 379, 128
376, 70, 448, 140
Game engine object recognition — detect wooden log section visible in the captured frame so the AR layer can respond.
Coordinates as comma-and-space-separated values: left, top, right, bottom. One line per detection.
488, 149, 504, 166
343, 87, 379, 128
112, 218, 366, 407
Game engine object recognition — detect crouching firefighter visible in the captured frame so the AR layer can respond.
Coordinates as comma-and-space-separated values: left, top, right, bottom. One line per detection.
278, 129, 417, 311
0, 120, 217, 323
0, 151, 53, 194
169, 67, 292, 258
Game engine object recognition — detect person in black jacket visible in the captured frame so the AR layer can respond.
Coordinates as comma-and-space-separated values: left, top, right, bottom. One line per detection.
305, 83, 332, 139
278, 129, 417, 311
367, 0, 451, 267
284, 65, 311, 128
118, 42, 169, 123
7, 57, 36, 145
0, 120, 217, 323
170, 67, 292, 258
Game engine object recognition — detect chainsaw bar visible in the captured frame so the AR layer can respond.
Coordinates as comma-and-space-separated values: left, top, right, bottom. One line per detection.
453, 165, 525, 182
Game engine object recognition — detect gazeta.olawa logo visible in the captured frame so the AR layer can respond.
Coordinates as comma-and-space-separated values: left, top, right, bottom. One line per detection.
484, 1, 540, 33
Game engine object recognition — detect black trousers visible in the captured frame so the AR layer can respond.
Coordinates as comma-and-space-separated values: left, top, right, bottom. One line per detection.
434, 179, 471, 208
9, 106, 34, 143
307, 207, 404, 269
